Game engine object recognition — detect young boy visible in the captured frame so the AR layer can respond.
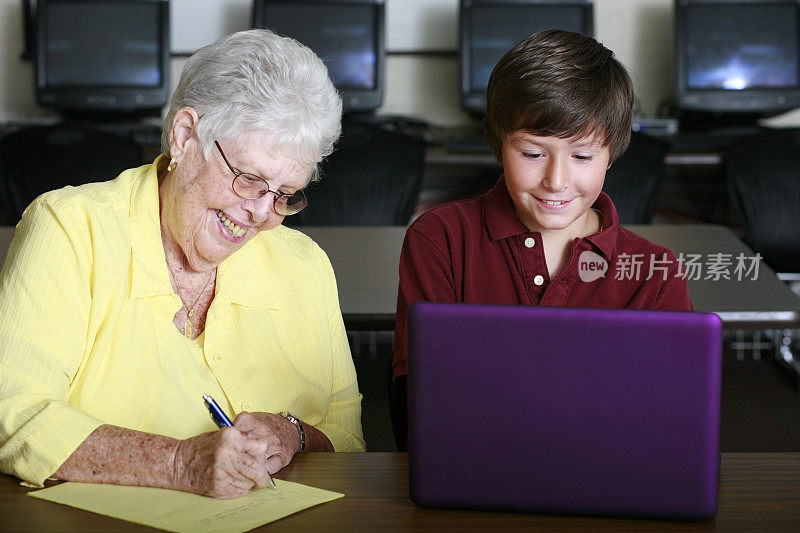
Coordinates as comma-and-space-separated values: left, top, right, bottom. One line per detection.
392, 29, 692, 394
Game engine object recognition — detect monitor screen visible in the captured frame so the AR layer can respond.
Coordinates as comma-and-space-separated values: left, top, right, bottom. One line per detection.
675, 0, 800, 118
44, 1, 162, 87
685, 4, 799, 91
460, 1, 594, 114
253, 1, 384, 113
468, 5, 588, 93
36, 0, 169, 115
259, 4, 375, 90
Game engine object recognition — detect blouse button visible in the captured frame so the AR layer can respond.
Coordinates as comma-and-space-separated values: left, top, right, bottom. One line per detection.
533, 275, 545, 286
213, 354, 224, 363
524, 237, 536, 248
242, 402, 251, 411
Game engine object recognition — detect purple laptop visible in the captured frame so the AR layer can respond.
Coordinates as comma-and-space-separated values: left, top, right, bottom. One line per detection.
408, 303, 722, 520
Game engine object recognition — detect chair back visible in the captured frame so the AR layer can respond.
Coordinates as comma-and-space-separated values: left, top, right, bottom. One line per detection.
726, 129, 800, 273
0, 124, 142, 224
603, 131, 668, 224
292, 121, 426, 225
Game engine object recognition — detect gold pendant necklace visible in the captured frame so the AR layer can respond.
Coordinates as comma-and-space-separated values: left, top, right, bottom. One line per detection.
170, 270, 215, 339
184, 273, 214, 338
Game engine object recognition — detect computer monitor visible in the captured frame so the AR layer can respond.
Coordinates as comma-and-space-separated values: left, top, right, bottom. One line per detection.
459, 0, 594, 115
674, 0, 800, 123
35, 0, 170, 117
253, 0, 385, 114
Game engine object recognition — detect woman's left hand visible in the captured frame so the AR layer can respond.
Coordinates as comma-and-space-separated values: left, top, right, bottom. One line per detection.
233, 412, 301, 474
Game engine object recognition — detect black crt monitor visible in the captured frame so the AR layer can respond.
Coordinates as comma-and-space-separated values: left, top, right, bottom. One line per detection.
35, 0, 170, 117
459, 0, 594, 115
253, 0, 385, 114
674, 0, 800, 120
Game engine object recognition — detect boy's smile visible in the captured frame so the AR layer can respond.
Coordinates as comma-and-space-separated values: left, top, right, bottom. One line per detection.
501, 130, 611, 237
536, 197, 573, 210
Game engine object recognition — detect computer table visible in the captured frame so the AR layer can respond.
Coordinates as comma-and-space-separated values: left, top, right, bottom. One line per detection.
1, 224, 798, 331
1, 452, 799, 531
299, 224, 800, 331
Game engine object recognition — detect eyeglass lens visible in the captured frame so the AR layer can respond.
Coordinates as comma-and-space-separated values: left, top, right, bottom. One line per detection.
231, 172, 307, 215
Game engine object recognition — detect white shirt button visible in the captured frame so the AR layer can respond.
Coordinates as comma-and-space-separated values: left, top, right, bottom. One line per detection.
524, 237, 536, 248
242, 402, 251, 411
213, 354, 224, 363
533, 275, 545, 286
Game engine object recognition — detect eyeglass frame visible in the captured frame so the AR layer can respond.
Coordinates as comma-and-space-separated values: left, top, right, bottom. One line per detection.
214, 140, 308, 216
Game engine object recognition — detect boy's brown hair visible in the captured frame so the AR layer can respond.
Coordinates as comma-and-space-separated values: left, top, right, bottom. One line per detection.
484, 29, 634, 163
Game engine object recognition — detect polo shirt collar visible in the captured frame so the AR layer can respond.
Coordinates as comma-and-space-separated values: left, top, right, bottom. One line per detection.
484, 174, 620, 260
215, 236, 280, 310
130, 156, 173, 299
486, 175, 530, 241
583, 191, 619, 261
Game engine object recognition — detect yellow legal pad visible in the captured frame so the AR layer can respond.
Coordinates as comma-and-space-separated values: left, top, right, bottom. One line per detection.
28, 479, 343, 532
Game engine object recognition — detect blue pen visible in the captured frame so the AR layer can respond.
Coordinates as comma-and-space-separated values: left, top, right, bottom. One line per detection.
203, 393, 234, 428
202, 394, 277, 489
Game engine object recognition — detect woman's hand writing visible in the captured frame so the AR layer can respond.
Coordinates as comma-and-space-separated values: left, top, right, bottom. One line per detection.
234, 411, 301, 475
171, 427, 271, 499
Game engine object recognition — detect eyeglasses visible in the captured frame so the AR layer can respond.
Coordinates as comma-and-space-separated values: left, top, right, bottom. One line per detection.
214, 141, 308, 216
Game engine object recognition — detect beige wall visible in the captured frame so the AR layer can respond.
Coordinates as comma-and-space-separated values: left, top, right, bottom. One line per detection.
2, 0, 799, 126
0, 0, 46, 120
384, 0, 680, 127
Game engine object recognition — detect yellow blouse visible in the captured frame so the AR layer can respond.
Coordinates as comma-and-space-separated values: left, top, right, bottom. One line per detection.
0, 159, 365, 485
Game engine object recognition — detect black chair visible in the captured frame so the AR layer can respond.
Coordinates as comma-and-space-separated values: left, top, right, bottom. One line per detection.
726, 128, 800, 274
602, 131, 668, 224
287, 120, 426, 450
289, 120, 425, 451
292, 120, 426, 226
726, 128, 800, 389
0, 124, 143, 224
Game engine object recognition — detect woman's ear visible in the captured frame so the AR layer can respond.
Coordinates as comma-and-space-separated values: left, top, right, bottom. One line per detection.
168, 107, 200, 160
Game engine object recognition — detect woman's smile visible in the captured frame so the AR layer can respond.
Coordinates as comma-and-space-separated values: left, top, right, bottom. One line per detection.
215, 209, 248, 240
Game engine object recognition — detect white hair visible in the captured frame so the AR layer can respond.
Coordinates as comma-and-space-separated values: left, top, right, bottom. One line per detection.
161, 29, 342, 180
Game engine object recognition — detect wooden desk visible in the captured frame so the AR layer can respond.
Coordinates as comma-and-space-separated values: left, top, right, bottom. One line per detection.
638, 225, 800, 329
2, 224, 798, 331
2, 452, 799, 531
301, 224, 800, 331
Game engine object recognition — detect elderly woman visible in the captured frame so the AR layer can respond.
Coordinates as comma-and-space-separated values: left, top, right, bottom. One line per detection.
0, 29, 364, 499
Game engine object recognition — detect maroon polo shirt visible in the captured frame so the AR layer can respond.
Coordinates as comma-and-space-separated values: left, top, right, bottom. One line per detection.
393, 176, 693, 381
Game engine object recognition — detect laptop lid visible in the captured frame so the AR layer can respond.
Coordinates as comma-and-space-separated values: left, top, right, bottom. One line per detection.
408, 303, 722, 520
